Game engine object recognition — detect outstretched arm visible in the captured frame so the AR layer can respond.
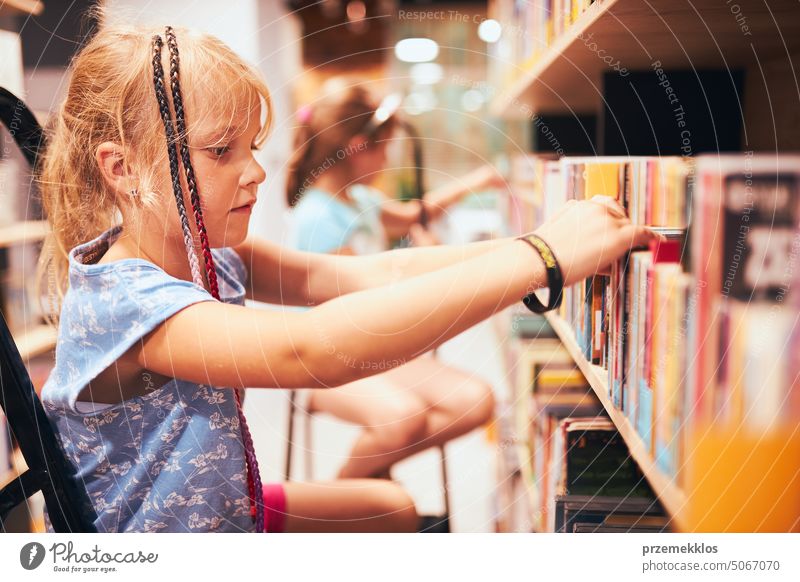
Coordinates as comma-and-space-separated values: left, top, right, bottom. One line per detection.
234, 234, 511, 306
380, 164, 503, 238
140, 197, 658, 390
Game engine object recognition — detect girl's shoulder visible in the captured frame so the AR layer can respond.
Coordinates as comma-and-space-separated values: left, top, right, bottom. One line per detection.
349, 183, 386, 204
289, 188, 362, 253
42, 226, 246, 411
67, 225, 247, 299
293, 187, 356, 219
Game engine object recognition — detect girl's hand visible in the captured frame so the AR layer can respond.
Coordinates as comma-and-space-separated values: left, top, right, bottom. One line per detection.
533, 195, 661, 286
408, 223, 440, 247
467, 164, 508, 189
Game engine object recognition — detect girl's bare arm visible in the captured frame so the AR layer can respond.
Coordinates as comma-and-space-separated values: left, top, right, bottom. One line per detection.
140, 198, 656, 390
380, 165, 503, 237
134, 237, 545, 390
234, 235, 510, 306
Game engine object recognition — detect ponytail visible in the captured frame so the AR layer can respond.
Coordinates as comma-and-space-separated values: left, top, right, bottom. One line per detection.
285, 80, 387, 207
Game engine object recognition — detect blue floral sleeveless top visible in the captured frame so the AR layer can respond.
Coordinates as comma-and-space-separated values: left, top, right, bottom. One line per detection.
41, 225, 255, 532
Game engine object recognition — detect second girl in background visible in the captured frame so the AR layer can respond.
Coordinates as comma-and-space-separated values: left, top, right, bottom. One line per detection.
286, 78, 499, 480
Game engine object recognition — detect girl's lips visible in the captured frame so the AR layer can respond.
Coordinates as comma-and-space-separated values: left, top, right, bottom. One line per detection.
231, 203, 254, 213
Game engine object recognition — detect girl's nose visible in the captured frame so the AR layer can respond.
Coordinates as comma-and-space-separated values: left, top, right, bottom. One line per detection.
243, 153, 267, 186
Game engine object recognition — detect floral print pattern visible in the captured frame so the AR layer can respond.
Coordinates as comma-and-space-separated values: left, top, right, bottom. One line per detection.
42, 226, 256, 532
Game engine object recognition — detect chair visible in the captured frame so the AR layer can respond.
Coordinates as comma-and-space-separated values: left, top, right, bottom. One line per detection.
0, 87, 97, 532
0, 313, 98, 532
284, 389, 452, 532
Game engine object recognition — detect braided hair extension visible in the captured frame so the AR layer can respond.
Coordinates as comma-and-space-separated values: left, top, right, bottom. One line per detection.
164, 26, 220, 300
150, 35, 205, 290
164, 26, 265, 532
153, 30, 265, 532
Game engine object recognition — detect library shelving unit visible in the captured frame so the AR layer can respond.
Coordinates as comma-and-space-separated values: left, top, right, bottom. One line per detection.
490, 0, 800, 532
544, 312, 689, 528
490, 0, 800, 128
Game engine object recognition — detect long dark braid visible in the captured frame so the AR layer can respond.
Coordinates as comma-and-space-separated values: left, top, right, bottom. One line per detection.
151, 35, 204, 288
164, 26, 220, 300
151, 31, 265, 532
164, 26, 265, 533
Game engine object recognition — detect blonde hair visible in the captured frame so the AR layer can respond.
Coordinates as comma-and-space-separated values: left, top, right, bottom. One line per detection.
286, 78, 394, 207
37, 15, 272, 323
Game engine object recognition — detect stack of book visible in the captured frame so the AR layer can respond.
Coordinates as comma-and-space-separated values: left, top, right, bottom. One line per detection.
499, 151, 800, 531
523, 353, 660, 532
688, 154, 800, 429
554, 496, 668, 533
511, 156, 694, 474
544, 417, 661, 532
683, 154, 800, 530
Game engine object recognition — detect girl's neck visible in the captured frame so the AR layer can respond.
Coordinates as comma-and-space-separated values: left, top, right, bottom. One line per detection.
103, 227, 208, 289
312, 169, 354, 204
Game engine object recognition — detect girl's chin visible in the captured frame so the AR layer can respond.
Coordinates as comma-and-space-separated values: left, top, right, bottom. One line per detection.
215, 225, 248, 248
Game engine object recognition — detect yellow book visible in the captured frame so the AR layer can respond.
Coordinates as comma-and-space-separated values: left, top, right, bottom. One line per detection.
584, 163, 620, 199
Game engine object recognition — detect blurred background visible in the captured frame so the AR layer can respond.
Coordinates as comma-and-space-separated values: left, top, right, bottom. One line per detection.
3, 0, 799, 535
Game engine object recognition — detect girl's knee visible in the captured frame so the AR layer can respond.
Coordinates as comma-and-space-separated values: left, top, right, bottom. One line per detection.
368, 481, 418, 532
459, 379, 496, 426
369, 397, 428, 449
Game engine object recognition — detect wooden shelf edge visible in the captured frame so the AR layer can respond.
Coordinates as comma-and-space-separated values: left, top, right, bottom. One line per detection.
488, 0, 800, 118
0, 0, 43, 16
15, 323, 57, 360
0, 220, 49, 248
544, 312, 688, 530
488, 0, 614, 117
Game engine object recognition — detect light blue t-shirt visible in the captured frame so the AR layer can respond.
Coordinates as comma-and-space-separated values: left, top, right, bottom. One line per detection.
41, 225, 256, 532
289, 185, 387, 254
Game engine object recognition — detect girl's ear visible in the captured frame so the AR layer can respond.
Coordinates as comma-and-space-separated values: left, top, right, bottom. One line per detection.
96, 142, 136, 198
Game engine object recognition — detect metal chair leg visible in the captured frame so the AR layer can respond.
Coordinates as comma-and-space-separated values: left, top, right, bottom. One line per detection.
284, 391, 297, 481
285, 390, 315, 482
439, 445, 451, 518
303, 401, 314, 481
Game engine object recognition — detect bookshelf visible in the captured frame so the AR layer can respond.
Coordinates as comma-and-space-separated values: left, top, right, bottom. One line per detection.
489, 0, 800, 118
492, 0, 800, 532
544, 312, 688, 528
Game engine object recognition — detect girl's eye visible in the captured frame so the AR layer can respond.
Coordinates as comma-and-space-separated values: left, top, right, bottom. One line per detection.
207, 145, 231, 157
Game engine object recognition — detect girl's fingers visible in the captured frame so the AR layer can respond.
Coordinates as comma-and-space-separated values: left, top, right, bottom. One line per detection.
589, 195, 627, 219
622, 224, 661, 251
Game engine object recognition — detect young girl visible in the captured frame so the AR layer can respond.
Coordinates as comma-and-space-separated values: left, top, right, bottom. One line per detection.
38, 19, 658, 533
285, 81, 501, 480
